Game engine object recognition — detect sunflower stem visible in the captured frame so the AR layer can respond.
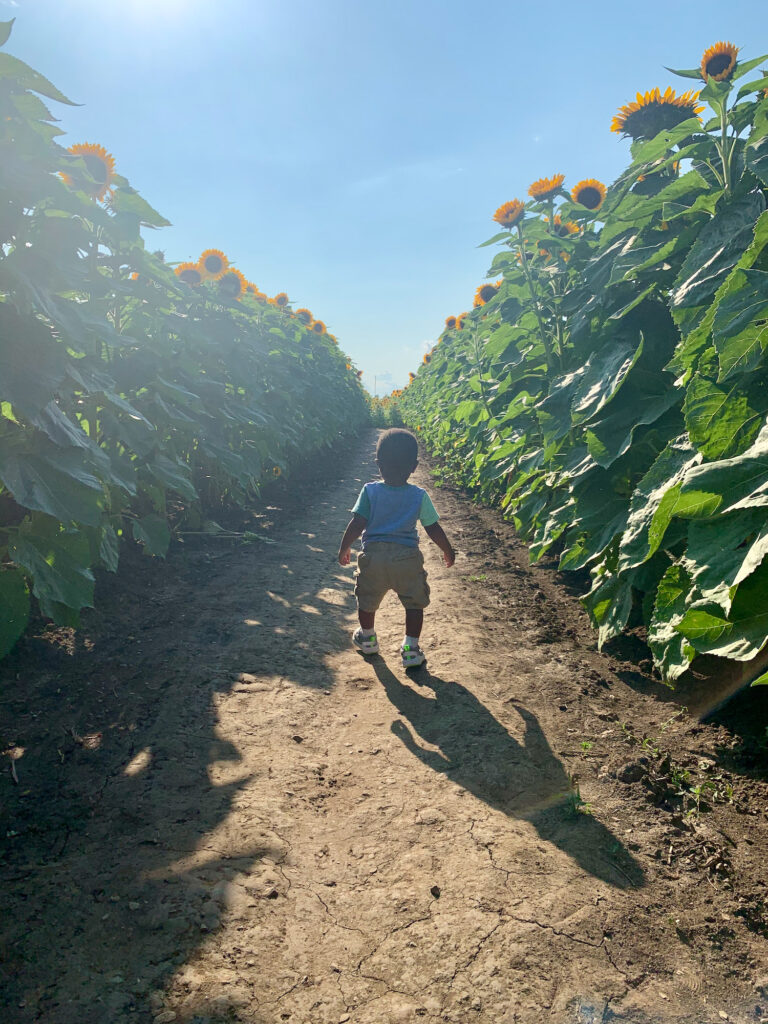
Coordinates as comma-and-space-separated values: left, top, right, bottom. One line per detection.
515, 223, 554, 375
719, 101, 732, 193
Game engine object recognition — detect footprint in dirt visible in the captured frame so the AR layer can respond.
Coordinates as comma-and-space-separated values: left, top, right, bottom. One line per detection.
372, 660, 644, 890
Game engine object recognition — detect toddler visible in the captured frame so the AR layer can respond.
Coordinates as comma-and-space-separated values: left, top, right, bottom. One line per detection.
337, 428, 455, 669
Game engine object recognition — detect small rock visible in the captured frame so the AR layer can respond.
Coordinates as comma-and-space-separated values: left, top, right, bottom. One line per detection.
292, 735, 304, 743
149, 992, 165, 1010
154, 1012, 177, 1024
267, 888, 279, 899
430, 885, 441, 899
128, 901, 141, 911
718, 1013, 729, 1021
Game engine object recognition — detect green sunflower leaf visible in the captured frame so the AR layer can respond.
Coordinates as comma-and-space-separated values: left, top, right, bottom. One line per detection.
0, 566, 30, 661
0, 18, 14, 48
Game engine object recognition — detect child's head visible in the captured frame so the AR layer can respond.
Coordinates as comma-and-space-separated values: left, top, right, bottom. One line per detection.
376, 428, 418, 484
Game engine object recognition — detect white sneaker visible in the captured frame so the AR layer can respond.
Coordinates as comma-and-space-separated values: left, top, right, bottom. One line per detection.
353, 628, 379, 655
401, 644, 426, 669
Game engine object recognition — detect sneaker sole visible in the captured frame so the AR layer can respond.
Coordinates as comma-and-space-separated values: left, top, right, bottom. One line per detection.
402, 656, 426, 670
353, 642, 380, 656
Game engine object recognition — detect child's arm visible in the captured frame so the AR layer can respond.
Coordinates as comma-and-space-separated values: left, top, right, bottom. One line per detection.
424, 522, 456, 567
338, 514, 367, 565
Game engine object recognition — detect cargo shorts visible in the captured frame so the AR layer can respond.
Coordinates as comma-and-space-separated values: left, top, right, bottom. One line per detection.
354, 542, 430, 612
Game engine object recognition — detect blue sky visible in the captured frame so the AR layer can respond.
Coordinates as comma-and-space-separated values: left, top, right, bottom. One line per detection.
4, 0, 766, 392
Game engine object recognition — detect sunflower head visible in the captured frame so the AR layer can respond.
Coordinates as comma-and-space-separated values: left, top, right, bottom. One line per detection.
701, 41, 739, 82
273, 292, 290, 308
423, 352, 431, 365
473, 281, 501, 307
295, 308, 313, 325
65, 143, 116, 202
357, 369, 363, 379
610, 87, 703, 140
456, 312, 468, 330
199, 249, 229, 279
528, 174, 565, 201
550, 214, 579, 237
312, 319, 327, 335
408, 372, 416, 382
444, 315, 458, 330
272, 466, 282, 477
218, 268, 247, 299
493, 199, 526, 229
570, 179, 607, 211
175, 262, 204, 286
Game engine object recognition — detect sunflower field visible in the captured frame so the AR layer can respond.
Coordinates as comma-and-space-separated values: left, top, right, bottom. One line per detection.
401, 41, 768, 686
0, 20, 368, 660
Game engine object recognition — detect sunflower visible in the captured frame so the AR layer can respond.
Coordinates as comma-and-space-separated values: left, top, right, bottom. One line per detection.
328, 334, 338, 344
550, 214, 579, 237
199, 249, 229, 280
423, 352, 431, 364
528, 174, 565, 201
312, 320, 327, 335
175, 262, 204, 286
700, 41, 739, 82
570, 179, 607, 211
473, 281, 501, 307
218, 268, 248, 299
408, 372, 416, 381
493, 199, 526, 229
65, 143, 116, 202
295, 308, 313, 325
245, 282, 259, 295
456, 312, 468, 330
273, 292, 290, 308
272, 466, 282, 477
610, 87, 703, 140
444, 315, 458, 330
357, 370, 363, 379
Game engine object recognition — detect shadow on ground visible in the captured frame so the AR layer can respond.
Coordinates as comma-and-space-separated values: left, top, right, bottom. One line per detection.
372, 659, 645, 890
0, 433, 376, 1024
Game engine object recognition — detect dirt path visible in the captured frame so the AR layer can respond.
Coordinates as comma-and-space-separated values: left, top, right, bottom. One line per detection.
2, 430, 767, 1024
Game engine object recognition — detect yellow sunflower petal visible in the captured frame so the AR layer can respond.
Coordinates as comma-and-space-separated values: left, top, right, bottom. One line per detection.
66, 142, 116, 202
493, 199, 526, 229
610, 87, 703, 140
199, 249, 229, 280
571, 179, 607, 211
700, 41, 739, 82
527, 174, 565, 200
218, 268, 247, 299
175, 262, 204, 286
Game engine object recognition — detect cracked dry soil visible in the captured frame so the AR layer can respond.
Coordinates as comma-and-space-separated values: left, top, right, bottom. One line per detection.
2, 429, 768, 1024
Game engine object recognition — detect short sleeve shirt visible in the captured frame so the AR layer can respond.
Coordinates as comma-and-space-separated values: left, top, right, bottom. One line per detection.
351, 482, 439, 548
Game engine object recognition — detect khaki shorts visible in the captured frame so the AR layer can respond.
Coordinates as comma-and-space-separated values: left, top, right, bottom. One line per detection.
354, 542, 430, 612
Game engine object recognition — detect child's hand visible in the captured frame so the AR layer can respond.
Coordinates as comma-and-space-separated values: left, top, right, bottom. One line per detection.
443, 547, 456, 568
338, 547, 351, 566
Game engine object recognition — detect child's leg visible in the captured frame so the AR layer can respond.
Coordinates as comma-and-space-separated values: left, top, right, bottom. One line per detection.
404, 609, 423, 639
359, 610, 376, 630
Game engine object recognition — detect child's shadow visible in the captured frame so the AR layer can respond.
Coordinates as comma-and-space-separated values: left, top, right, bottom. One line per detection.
372, 659, 644, 890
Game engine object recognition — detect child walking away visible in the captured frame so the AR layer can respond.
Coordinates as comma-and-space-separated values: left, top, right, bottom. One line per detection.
337, 428, 455, 669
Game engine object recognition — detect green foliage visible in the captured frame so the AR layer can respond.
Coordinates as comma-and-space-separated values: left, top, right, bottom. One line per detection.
401, 48, 768, 685
0, 21, 369, 655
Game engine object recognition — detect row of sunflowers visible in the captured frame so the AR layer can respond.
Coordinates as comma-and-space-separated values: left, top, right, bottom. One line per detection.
399, 40, 768, 688
0, 19, 369, 660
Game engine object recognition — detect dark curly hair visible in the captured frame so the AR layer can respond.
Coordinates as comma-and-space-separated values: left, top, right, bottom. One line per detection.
376, 428, 418, 481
